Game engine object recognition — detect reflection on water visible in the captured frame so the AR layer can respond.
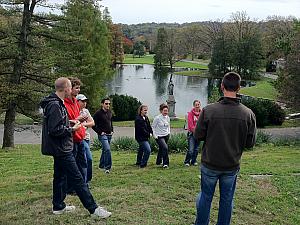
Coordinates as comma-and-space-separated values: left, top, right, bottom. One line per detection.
106, 64, 215, 117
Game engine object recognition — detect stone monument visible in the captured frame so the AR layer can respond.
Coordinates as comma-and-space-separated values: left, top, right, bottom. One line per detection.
166, 76, 178, 120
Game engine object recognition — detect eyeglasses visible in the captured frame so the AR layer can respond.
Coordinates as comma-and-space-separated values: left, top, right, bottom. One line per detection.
104, 103, 110, 105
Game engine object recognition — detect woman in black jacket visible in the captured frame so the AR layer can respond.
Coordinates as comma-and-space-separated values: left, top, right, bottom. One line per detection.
135, 105, 153, 168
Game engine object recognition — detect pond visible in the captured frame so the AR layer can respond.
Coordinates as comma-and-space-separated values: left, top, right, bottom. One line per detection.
106, 64, 218, 117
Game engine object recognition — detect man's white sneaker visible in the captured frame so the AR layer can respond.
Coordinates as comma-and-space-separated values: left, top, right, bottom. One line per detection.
91, 206, 112, 219
53, 205, 76, 215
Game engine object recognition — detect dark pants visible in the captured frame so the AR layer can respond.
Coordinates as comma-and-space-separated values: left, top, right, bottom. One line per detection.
53, 152, 97, 214
67, 141, 87, 192
156, 135, 170, 166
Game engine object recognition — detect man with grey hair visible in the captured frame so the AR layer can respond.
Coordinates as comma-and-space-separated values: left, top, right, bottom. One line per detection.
41, 77, 111, 218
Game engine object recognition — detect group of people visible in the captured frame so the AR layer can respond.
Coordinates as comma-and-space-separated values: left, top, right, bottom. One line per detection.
41, 72, 256, 225
134, 100, 202, 169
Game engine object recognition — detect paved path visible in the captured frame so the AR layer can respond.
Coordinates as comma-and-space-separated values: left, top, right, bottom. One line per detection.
0, 124, 299, 145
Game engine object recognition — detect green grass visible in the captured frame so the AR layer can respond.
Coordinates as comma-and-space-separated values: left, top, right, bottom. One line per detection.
113, 118, 186, 128
123, 54, 155, 64
265, 119, 300, 128
173, 61, 208, 69
0, 145, 299, 224
239, 79, 277, 100
173, 70, 210, 77
0, 113, 34, 125
123, 54, 208, 69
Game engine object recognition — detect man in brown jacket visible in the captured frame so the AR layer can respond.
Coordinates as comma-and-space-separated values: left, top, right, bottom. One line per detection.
193, 72, 256, 225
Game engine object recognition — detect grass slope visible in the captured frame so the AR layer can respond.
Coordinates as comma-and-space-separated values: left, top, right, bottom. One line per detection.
0, 145, 299, 225
239, 79, 277, 100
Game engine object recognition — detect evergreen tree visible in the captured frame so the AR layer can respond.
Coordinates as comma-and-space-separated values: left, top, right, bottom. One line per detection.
154, 28, 168, 67
51, 0, 112, 111
0, 1, 59, 148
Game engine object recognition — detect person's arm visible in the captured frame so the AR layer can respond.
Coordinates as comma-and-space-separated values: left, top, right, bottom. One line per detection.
47, 104, 73, 137
187, 112, 194, 132
152, 116, 159, 139
245, 112, 257, 148
83, 109, 94, 128
92, 111, 102, 134
193, 109, 207, 141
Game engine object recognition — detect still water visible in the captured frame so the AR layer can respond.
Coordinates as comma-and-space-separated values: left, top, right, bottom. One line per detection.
106, 64, 213, 117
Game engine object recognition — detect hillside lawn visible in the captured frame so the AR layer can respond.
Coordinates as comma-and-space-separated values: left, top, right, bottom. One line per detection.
239, 79, 277, 100
0, 145, 299, 225
123, 54, 208, 69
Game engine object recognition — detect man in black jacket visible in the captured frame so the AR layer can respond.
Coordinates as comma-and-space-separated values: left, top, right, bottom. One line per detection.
193, 72, 256, 225
92, 97, 113, 173
41, 77, 111, 218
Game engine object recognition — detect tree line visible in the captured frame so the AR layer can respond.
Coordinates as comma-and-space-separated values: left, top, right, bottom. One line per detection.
0, 0, 124, 148
122, 12, 299, 112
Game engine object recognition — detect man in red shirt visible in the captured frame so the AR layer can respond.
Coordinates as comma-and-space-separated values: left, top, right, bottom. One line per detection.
64, 77, 88, 192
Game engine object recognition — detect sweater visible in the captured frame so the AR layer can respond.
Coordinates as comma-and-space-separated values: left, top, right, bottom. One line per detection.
194, 97, 256, 171
64, 97, 85, 143
152, 114, 170, 138
92, 109, 113, 135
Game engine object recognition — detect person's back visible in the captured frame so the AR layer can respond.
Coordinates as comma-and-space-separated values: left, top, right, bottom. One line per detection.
193, 72, 256, 225
199, 97, 256, 171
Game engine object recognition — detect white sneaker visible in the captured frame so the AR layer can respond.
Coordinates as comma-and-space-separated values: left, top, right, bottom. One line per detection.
185, 163, 190, 167
91, 206, 112, 219
192, 162, 198, 166
105, 170, 110, 174
162, 165, 169, 169
53, 205, 76, 215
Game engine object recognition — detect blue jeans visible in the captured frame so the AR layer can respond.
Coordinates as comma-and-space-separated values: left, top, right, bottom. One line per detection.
67, 141, 87, 193
83, 139, 93, 183
195, 165, 239, 225
184, 132, 200, 165
53, 152, 97, 213
136, 141, 151, 167
98, 134, 112, 170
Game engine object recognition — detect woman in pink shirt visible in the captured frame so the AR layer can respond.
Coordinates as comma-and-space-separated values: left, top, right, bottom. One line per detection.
184, 100, 202, 166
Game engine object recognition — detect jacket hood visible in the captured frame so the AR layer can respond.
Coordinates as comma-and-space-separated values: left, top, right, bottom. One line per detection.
40, 93, 61, 109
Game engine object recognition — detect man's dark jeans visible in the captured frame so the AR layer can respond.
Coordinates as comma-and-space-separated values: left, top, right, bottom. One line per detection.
67, 141, 87, 193
155, 135, 169, 166
53, 152, 97, 214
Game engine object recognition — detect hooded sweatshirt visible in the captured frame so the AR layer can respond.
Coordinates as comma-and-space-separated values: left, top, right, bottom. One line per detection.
40, 93, 73, 156
187, 108, 201, 133
64, 97, 85, 143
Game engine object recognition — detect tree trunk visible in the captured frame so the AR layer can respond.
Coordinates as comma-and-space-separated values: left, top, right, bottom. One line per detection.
2, 103, 16, 149
2, 0, 34, 148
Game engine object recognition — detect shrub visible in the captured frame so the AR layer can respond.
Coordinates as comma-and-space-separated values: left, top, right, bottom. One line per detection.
242, 98, 285, 127
167, 133, 188, 153
255, 130, 271, 145
111, 136, 139, 151
110, 94, 141, 121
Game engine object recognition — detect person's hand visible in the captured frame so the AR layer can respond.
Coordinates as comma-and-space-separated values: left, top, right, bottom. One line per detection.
72, 121, 81, 131
69, 120, 78, 126
77, 115, 88, 123
101, 132, 105, 135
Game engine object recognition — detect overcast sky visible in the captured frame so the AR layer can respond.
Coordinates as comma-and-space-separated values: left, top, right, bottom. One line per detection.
48, 0, 300, 24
